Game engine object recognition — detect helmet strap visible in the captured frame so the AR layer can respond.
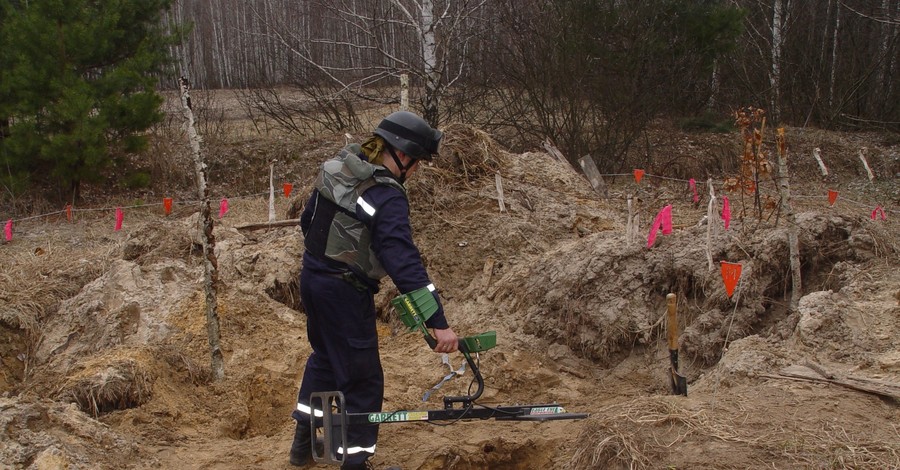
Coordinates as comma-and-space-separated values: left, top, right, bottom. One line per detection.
387, 145, 414, 185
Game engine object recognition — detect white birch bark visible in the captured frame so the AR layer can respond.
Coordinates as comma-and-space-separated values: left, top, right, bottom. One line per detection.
769, 0, 786, 124
829, 4, 841, 110
179, 78, 225, 381
775, 131, 801, 312
419, 0, 441, 123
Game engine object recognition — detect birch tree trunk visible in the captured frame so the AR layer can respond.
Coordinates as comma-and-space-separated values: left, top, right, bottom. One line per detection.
706, 60, 720, 110
769, 0, 786, 125
876, 0, 893, 94
419, 0, 441, 125
775, 128, 801, 311
829, 4, 841, 110
179, 77, 225, 381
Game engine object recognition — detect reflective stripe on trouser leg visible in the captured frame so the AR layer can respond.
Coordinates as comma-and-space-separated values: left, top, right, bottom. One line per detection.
295, 403, 323, 418
338, 444, 377, 455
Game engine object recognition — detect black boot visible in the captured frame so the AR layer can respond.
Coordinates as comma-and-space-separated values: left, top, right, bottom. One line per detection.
289, 420, 312, 466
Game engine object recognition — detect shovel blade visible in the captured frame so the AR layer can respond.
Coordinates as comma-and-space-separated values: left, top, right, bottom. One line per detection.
670, 370, 687, 396
668, 349, 688, 396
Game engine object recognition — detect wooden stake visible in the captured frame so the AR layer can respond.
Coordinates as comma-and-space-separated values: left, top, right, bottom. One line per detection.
706, 179, 716, 271
626, 194, 634, 245
858, 147, 875, 181
495, 172, 506, 212
268, 161, 276, 223
578, 155, 609, 199
812, 148, 829, 177
542, 138, 564, 162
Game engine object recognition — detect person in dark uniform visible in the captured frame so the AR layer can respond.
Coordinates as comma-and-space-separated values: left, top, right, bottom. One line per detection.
290, 111, 458, 469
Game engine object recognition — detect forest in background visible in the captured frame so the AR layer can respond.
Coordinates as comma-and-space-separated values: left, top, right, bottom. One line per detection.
1, 0, 897, 206
163, 0, 898, 130
159, 0, 898, 175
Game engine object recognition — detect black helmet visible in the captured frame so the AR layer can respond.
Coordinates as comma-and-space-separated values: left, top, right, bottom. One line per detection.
374, 111, 442, 160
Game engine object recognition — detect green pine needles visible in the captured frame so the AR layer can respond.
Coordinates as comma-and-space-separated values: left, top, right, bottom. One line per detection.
0, 0, 179, 202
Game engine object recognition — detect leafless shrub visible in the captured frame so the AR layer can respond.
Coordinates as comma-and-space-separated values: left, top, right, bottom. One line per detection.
236, 84, 363, 136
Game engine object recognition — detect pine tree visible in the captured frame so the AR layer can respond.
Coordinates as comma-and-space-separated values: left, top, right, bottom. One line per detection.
0, 0, 177, 202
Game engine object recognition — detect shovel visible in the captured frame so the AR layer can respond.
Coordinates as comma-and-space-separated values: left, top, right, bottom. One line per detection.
666, 293, 688, 396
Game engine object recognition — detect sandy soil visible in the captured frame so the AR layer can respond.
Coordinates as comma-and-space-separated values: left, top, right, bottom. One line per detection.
1, 113, 899, 470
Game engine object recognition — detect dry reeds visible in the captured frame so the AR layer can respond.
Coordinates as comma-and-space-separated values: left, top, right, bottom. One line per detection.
55, 349, 154, 417
414, 122, 507, 194
1, 222, 118, 377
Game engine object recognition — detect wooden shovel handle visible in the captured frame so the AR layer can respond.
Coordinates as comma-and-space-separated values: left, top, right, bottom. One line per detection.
666, 293, 678, 350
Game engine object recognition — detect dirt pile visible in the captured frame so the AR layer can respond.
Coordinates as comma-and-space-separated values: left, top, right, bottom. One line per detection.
1, 122, 898, 469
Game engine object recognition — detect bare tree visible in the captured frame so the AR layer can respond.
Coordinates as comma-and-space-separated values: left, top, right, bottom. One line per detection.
252, 0, 488, 126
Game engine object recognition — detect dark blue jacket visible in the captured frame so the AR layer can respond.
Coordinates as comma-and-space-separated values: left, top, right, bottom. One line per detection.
300, 161, 448, 329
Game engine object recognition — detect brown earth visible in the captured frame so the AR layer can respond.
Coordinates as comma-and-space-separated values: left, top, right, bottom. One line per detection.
1, 99, 899, 470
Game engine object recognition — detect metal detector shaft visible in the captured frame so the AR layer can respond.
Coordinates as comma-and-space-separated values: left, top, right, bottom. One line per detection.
309, 391, 587, 465
309, 334, 588, 466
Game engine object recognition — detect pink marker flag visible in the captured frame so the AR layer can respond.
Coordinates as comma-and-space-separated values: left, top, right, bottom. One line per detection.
871, 206, 886, 221
689, 178, 698, 203
4, 219, 12, 242
114, 207, 124, 231
219, 198, 229, 218
722, 196, 731, 230
646, 205, 673, 248
661, 205, 672, 234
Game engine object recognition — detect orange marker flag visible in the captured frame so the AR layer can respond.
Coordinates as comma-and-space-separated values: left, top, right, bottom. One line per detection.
827, 189, 838, 206
163, 197, 173, 216
65, 203, 73, 222
633, 169, 645, 184
4, 219, 11, 242
720, 261, 742, 298
115, 207, 124, 231
283, 182, 293, 198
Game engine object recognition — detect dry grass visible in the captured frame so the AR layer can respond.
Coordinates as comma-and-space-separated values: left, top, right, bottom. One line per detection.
407, 122, 508, 232
54, 347, 155, 417
1, 219, 121, 377
413, 123, 507, 196
570, 397, 900, 470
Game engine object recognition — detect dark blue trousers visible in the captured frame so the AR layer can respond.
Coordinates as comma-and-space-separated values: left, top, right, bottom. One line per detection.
292, 267, 383, 465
